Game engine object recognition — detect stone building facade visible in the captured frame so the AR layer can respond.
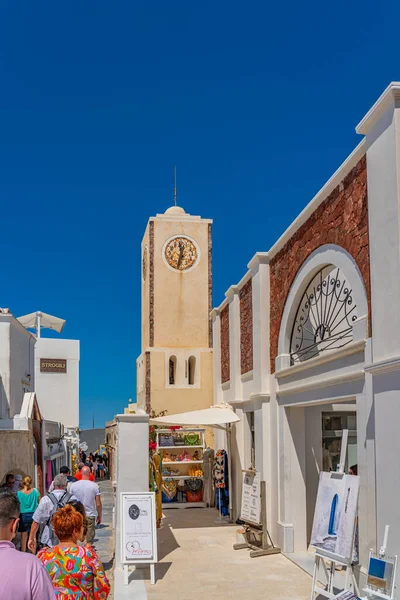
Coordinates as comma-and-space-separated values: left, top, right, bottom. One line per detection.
212, 82, 400, 591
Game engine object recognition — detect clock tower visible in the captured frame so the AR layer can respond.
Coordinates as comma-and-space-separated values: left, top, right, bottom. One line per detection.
136, 204, 213, 416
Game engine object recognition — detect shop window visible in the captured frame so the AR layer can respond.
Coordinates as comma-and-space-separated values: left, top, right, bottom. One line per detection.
188, 356, 196, 385
322, 412, 357, 472
169, 356, 177, 385
290, 265, 357, 364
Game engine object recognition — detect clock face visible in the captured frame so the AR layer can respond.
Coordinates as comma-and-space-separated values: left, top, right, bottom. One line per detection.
164, 236, 198, 271
142, 245, 148, 280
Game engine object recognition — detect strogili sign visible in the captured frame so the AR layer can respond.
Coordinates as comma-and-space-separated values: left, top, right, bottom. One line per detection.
40, 358, 67, 373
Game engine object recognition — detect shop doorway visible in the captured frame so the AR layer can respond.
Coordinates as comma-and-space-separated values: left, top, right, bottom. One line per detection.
304, 405, 357, 545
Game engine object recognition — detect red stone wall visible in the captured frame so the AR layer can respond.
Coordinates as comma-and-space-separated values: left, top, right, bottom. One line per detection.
208, 224, 213, 348
145, 351, 151, 414
220, 306, 230, 383
240, 279, 253, 374
149, 221, 154, 347
270, 155, 370, 372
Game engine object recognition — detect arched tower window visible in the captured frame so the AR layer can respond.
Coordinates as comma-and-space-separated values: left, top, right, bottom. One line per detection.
169, 356, 177, 385
290, 265, 357, 364
188, 356, 196, 385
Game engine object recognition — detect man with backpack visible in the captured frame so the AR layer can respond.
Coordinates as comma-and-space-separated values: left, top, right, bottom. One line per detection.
27, 474, 76, 554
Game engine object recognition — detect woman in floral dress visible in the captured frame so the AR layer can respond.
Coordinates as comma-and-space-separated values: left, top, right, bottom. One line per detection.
38, 505, 110, 599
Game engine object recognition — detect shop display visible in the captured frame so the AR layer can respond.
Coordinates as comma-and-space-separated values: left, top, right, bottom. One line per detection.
203, 447, 215, 507
310, 472, 360, 561
214, 449, 229, 516
156, 428, 206, 509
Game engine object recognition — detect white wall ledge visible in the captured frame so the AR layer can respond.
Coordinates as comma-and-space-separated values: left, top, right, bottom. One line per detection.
241, 370, 254, 383
364, 355, 400, 375
221, 380, 231, 391
356, 81, 400, 135
275, 339, 367, 379
277, 369, 365, 397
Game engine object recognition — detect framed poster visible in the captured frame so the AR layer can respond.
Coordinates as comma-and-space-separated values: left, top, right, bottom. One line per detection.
121, 492, 158, 564
310, 472, 360, 562
240, 470, 261, 526
365, 552, 397, 599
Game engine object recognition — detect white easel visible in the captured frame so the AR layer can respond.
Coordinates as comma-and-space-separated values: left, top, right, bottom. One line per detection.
311, 430, 359, 600
361, 525, 398, 600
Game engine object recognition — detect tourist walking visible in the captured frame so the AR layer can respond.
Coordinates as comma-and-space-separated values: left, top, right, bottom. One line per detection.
28, 474, 74, 554
38, 505, 110, 599
0, 473, 15, 491
17, 476, 40, 552
48, 466, 77, 492
70, 466, 102, 545
75, 462, 95, 481
97, 457, 105, 480
0, 490, 55, 599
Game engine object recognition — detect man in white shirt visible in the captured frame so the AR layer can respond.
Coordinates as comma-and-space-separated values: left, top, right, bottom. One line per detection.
28, 474, 75, 554
70, 466, 102, 544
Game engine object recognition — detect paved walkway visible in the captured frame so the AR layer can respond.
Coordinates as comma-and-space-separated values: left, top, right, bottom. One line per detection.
95, 480, 115, 599
143, 508, 313, 600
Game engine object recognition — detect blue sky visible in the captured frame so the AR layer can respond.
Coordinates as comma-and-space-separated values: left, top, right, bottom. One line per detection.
0, 1, 397, 429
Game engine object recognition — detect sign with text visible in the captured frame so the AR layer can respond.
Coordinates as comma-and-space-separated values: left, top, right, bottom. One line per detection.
121, 492, 157, 564
240, 470, 261, 526
40, 358, 67, 373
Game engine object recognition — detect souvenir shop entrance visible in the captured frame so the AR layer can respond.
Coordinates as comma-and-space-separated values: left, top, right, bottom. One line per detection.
150, 405, 240, 522
282, 400, 358, 551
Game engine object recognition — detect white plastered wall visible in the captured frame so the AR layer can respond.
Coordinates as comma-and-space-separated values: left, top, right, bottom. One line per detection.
358, 84, 400, 589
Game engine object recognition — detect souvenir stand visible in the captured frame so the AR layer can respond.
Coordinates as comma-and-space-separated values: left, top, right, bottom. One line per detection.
150, 404, 240, 522
156, 427, 206, 509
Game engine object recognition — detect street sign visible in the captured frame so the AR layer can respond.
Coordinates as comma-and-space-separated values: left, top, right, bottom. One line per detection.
240, 470, 261, 526
121, 492, 157, 564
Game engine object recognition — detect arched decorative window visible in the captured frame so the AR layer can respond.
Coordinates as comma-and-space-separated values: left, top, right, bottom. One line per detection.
188, 356, 196, 385
290, 265, 357, 364
169, 356, 177, 385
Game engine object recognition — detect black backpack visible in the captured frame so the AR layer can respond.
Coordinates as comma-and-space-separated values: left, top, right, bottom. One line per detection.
40, 491, 72, 547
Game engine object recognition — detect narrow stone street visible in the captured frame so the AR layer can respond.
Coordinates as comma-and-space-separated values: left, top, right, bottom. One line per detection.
95, 480, 115, 599
142, 508, 312, 600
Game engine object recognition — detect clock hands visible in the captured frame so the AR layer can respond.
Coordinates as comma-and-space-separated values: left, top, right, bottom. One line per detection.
177, 242, 184, 269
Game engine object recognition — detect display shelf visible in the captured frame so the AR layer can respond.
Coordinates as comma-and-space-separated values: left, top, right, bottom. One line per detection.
162, 460, 203, 465
161, 475, 203, 480
162, 501, 206, 509
157, 428, 205, 433
158, 445, 203, 449
156, 427, 206, 510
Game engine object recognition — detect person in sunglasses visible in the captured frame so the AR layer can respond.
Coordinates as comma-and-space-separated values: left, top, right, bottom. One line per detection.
0, 489, 55, 599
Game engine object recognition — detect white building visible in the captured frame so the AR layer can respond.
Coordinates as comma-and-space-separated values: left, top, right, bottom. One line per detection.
0, 309, 68, 492
212, 82, 400, 589
35, 337, 80, 429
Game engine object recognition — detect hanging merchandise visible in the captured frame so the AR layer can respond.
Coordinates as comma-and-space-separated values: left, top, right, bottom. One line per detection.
203, 447, 215, 507
214, 449, 226, 488
214, 449, 229, 516
151, 453, 163, 527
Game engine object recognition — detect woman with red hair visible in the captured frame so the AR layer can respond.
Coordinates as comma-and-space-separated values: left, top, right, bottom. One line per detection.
37, 505, 110, 599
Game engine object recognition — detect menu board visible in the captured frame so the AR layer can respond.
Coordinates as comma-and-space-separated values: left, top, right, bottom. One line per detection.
121, 493, 157, 564
240, 470, 261, 525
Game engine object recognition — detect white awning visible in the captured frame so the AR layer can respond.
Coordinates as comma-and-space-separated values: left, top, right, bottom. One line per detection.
18, 311, 66, 333
150, 404, 240, 428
